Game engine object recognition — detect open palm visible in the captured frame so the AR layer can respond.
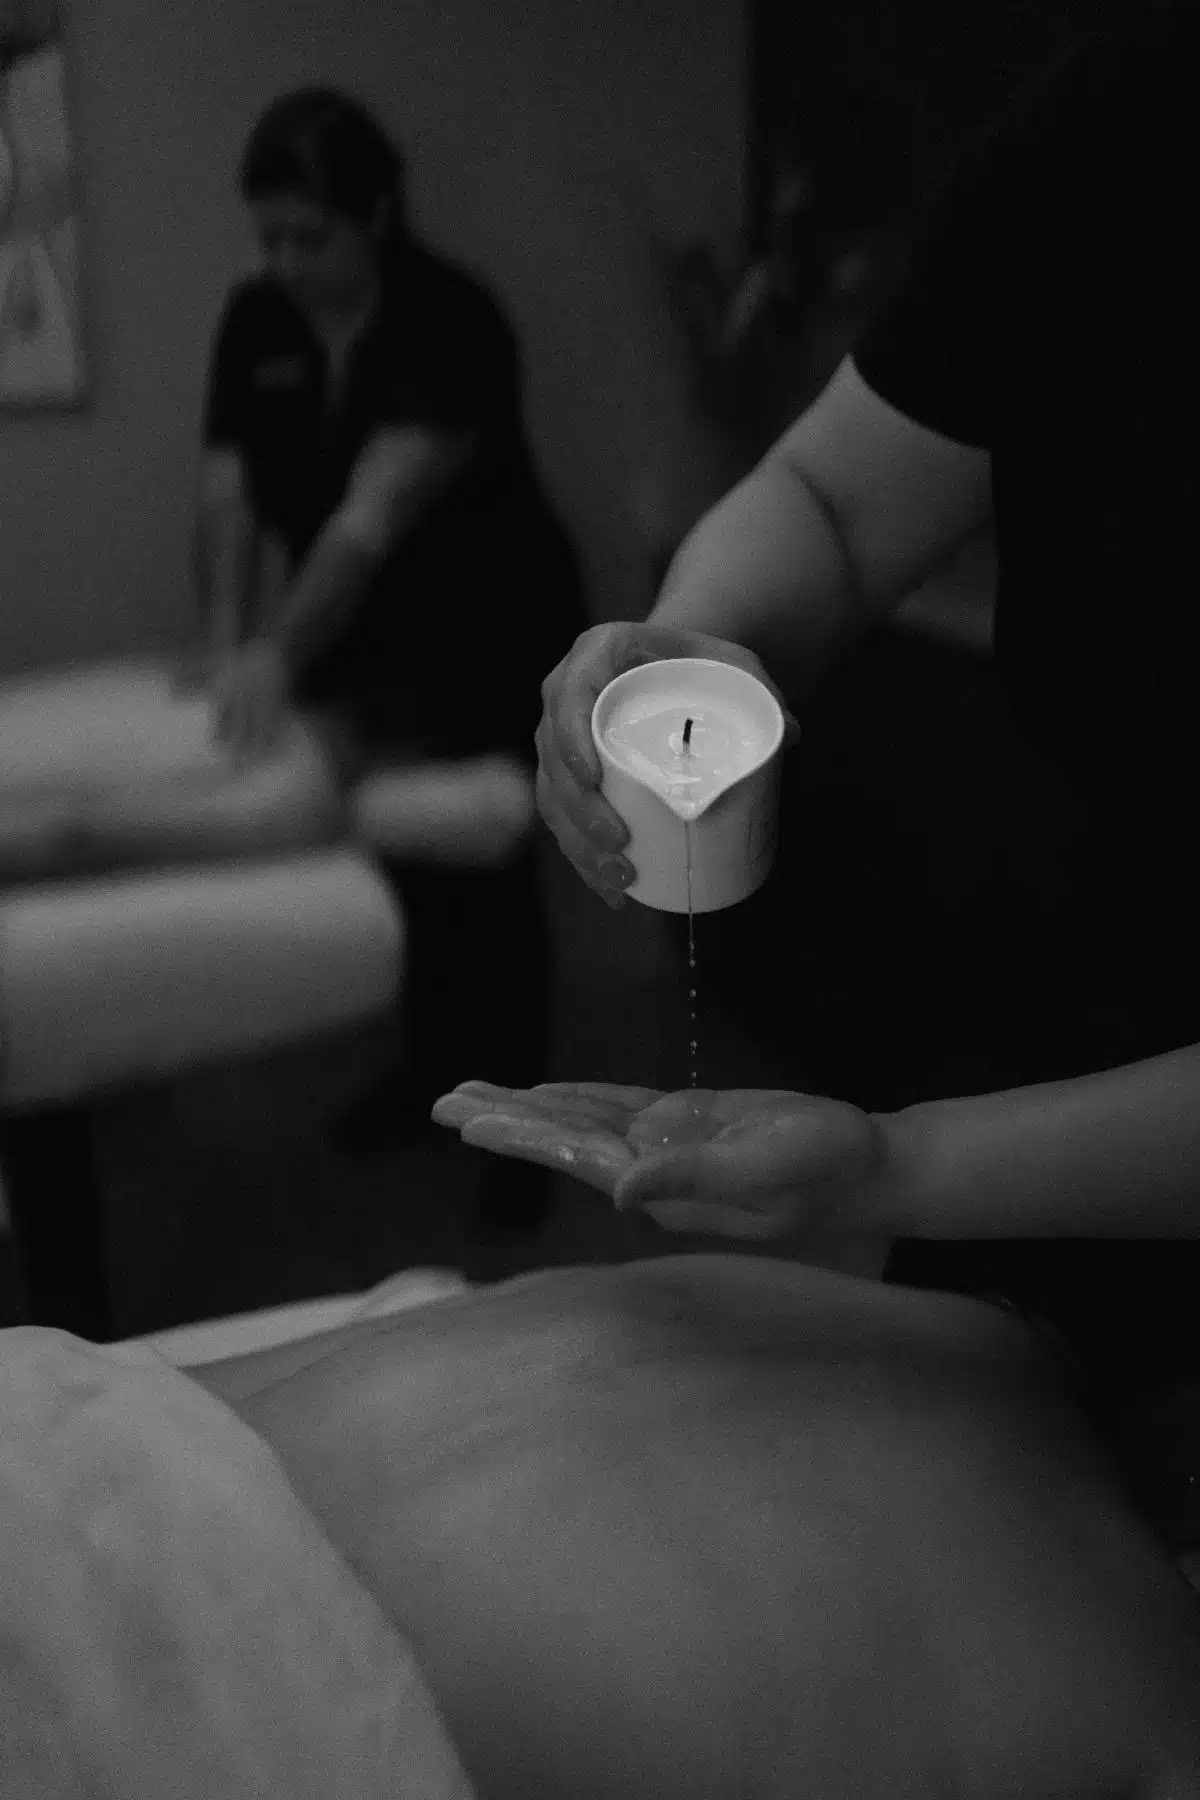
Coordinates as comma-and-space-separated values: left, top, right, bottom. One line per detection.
432, 1080, 888, 1244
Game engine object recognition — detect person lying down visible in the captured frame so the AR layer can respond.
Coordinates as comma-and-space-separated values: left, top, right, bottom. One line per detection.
0, 660, 534, 885
4, 1249, 1200, 1797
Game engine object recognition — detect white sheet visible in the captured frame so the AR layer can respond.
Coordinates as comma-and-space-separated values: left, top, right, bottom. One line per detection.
126, 1270, 472, 1366
0, 848, 402, 1106
0, 660, 231, 794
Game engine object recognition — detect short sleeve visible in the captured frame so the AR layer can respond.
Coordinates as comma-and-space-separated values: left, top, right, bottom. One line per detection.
851, 26, 1131, 449
202, 284, 257, 450
376, 265, 520, 437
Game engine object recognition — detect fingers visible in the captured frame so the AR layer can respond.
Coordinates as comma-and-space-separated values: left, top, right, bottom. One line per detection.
529, 1081, 665, 1116
431, 1079, 513, 1122
535, 619, 799, 903
461, 1114, 631, 1193
434, 1081, 655, 1137
540, 627, 618, 809
536, 623, 673, 898
535, 760, 635, 909
432, 1089, 632, 1194
431, 1081, 640, 1194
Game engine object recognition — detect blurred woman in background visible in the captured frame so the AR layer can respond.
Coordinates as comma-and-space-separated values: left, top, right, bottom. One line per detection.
195, 89, 586, 1204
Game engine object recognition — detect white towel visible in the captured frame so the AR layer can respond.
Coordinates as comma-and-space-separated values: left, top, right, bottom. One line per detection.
0, 660, 229, 795
0, 849, 402, 1107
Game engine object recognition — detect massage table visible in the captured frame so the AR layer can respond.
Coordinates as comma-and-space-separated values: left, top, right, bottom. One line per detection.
0, 658, 406, 1340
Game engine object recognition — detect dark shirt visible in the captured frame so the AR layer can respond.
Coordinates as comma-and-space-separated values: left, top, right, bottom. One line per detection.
851, 10, 1200, 1379
851, 4, 1200, 911
204, 241, 583, 764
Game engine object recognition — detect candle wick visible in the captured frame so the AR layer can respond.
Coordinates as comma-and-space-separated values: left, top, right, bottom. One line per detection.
682, 717, 693, 752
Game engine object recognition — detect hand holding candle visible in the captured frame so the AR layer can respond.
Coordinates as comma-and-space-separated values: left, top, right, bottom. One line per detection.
535, 622, 797, 907
592, 658, 787, 911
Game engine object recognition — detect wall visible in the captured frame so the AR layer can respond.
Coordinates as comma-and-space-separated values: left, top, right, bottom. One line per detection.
0, 0, 745, 677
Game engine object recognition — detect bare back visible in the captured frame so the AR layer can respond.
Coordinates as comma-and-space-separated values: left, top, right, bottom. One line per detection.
216, 1255, 1200, 1800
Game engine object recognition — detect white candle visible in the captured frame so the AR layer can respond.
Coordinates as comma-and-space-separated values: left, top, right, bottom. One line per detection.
602, 695, 768, 820
592, 658, 786, 913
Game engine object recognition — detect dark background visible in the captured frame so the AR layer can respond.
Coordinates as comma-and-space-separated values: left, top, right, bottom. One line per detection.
748, 0, 1163, 241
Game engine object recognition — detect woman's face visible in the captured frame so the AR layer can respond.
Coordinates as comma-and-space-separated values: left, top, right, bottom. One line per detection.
251, 193, 381, 312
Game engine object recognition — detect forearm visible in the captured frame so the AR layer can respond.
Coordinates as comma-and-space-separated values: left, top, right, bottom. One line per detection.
260, 431, 476, 679
879, 1040, 1200, 1240
195, 497, 256, 657
649, 454, 877, 701
259, 524, 379, 678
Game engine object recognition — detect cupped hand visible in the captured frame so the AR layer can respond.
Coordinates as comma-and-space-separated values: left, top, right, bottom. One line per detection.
536, 622, 795, 908
432, 1080, 890, 1244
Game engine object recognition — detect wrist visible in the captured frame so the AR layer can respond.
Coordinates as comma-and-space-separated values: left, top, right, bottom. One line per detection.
853, 1104, 952, 1240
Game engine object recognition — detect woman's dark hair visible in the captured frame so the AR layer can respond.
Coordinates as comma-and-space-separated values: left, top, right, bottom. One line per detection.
239, 87, 407, 241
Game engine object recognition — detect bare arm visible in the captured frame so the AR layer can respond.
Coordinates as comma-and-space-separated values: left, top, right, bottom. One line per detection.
880, 1040, 1200, 1240
194, 450, 257, 658
651, 357, 993, 698
260, 426, 475, 679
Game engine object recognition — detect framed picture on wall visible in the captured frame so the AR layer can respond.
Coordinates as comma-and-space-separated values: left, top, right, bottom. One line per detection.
1, 0, 86, 408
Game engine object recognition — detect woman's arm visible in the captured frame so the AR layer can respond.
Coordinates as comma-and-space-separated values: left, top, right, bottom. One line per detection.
259, 426, 475, 679
649, 357, 993, 700
194, 450, 257, 658
882, 1040, 1200, 1240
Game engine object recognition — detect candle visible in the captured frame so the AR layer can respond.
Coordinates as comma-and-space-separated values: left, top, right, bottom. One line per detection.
601, 695, 769, 820
592, 658, 786, 913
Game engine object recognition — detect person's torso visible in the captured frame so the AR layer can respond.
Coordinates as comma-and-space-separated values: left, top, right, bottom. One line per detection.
225, 251, 579, 745
231, 252, 569, 632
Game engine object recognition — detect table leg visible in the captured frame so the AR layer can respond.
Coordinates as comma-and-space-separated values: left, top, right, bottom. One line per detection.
0, 1103, 115, 1341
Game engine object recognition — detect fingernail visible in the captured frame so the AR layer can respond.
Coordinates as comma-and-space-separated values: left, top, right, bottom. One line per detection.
598, 856, 634, 890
